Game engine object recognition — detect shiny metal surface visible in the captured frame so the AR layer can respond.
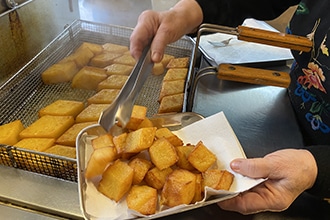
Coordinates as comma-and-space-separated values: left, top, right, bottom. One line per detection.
0, 165, 82, 219
0, 0, 80, 85
0, 0, 329, 219
99, 45, 153, 132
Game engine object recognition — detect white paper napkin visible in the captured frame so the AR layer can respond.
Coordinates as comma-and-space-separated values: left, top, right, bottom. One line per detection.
81, 111, 265, 219
198, 19, 293, 65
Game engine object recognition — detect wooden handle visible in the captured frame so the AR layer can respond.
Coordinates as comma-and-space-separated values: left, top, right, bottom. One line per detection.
217, 64, 291, 88
237, 25, 312, 52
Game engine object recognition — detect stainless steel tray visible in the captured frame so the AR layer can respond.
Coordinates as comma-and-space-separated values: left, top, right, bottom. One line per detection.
0, 19, 195, 182
76, 112, 204, 220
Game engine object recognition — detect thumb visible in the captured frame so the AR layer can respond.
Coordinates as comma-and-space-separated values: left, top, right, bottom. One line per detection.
230, 158, 271, 179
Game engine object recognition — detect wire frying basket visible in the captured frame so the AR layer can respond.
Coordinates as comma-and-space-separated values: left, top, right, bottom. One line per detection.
0, 19, 195, 182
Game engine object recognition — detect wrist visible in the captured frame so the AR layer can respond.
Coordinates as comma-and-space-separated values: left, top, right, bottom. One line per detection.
171, 0, 203, 34
302, 149, 318, 190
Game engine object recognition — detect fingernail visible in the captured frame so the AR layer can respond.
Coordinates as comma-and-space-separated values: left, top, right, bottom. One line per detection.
231, 160, 242, 171
151, 51, 162, 62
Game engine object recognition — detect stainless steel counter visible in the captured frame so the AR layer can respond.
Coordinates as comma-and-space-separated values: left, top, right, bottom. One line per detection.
0, 0, 329, 219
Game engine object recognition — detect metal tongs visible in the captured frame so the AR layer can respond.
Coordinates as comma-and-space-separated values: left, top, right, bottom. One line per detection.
185, 23, 313, 111
98, 45, 153, 132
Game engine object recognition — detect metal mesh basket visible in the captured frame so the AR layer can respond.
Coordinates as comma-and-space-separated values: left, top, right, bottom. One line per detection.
0, 19, 194, 182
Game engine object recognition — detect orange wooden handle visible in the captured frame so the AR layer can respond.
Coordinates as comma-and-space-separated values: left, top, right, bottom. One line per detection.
217, 64, 291, 88
237, 26, 312, 52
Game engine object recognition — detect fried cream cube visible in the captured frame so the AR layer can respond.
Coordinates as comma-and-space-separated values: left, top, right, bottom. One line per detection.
155, 127, 183, 147
87, 89, 120, 104
192, 173, 203, 203
152, 62, 165, 75
102, 43, 129, 54
104, 63, 133, 75
123, 127, 157, 154
125, 105, 147, 131
149, 138, 178, 170
126, 185, 158, 215
60, 46, 94, 68
19, 115, 74, 139
75, 104, 108, 123
129, 157, 152, 185
202, 169, 222, 191
202, 169, 234, 191
163, 68, 188, 81
166, 57, 190, 69
159, 79, 185, 102
113, 132, 127, 155
79, 42, 103, 55
0, 120, 24, 146
38, 100, 85, 118
137, 118, 154, 129
71, 66, 108, 90
188, 141, 217, 172
158, 93, 184, 114
91, 133, 114, 150
44, 144, 76, 159
98, 159, 134, 202
15, 138, 55, 152
56, 122, 96, 147
145, 166, 173, 190
97, 75, 129, 91
176, 145, 196, 171
113, 132, 137, 160
217, 170, 234, 191
85, 146, 118, 179
113, 54, 136, 66
89, 52, 122, 68
41, 61, 79, 84
160, 169, 196, 207
160, 54, 175, 67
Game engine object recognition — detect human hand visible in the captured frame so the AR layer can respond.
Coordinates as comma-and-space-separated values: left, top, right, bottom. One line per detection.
218, 149, 317, 214
130, 0, 203, 62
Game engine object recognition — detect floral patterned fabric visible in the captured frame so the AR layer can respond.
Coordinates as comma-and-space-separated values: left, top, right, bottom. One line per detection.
288, 0, 330, 145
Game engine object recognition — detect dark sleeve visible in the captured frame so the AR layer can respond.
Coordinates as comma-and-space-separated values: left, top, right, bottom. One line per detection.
195, 0, 301, 27
305, 145, 330, 199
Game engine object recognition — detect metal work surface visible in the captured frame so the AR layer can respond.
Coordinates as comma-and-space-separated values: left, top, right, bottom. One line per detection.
0, 0, 329, 219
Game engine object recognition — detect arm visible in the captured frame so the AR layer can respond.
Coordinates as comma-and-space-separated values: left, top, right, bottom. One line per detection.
305, 145, 330, 198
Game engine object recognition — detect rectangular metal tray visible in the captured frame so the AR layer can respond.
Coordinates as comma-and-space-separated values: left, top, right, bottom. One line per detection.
0, 19, 195, 182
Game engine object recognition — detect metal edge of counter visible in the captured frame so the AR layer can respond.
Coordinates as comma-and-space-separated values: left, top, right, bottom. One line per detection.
0, 164, 83, 219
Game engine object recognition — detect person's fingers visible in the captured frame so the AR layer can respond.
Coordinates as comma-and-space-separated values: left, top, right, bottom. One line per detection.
149, 26, 173, 62
218, 184, 289, 214
218, 191, 265, 214
230, 158, 271, 179
130, 10, 158, 60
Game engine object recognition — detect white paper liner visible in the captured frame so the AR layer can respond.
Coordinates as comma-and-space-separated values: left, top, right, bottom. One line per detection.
79, 111, 265, 219
198, 18, 293, 65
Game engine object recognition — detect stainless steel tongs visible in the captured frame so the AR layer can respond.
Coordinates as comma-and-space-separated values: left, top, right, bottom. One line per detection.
98, 45, 153, 132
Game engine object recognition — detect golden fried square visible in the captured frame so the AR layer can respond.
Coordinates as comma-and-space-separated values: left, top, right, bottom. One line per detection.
98, 159, 134, 202
75, 104, 109, 123
149, 138, 178, 170
38, 99, 85, 118
87, 89, 120, 104
188, 141, 217, 172
166, 57, 190, 69
71, 66, 108, 90
97, 75, 129, 91
19, 115, 74, 139
158, 93, 184, 114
